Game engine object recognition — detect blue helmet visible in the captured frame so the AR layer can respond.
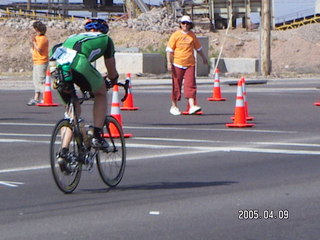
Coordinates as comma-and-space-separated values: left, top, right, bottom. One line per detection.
84, 18, 109, 34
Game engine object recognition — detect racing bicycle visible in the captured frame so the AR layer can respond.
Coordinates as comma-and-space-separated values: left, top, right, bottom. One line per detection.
50, 75, 129, 194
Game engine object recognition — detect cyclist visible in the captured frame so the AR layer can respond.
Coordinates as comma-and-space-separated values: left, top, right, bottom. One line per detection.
50, 18, 119, 160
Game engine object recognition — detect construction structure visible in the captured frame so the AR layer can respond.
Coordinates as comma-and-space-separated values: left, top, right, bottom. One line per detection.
1, 0, 124, 18
1, 0, 262, 29
275, 13, 320, 31
165, 0, 261, 30
275, 0, 320, 31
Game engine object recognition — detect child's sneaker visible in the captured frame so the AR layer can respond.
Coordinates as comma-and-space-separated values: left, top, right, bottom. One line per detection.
27, 99, 39, 106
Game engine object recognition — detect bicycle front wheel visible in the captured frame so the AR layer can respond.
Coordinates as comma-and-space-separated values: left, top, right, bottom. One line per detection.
50, 119, 82, 193
96, 116, 126, 187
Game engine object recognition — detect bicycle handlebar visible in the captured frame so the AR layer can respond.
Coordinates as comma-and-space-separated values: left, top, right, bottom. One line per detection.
115, 79, 130, 102
79, 79, 130, 103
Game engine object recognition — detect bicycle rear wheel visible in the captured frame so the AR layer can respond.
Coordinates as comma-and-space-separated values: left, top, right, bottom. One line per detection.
50, 119, 82, 193
96, 116, 126, 187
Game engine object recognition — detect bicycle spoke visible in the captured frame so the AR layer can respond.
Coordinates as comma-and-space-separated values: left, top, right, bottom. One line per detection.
50, 119, 82, 193
96, 116, 126, 187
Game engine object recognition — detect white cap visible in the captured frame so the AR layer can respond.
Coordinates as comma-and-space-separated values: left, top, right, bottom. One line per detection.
180, 15, 192, 23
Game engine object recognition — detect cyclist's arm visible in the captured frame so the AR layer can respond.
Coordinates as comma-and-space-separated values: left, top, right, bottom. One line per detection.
104, 57, 119, 84
104, 37, 119, 84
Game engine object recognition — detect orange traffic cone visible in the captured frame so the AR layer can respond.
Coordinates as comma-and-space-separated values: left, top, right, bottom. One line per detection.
226, 79, 255, 128
241, 77, 254, 120
104, 84, 133, 138
182, 97, 203, 115
207, 68, 226, 101
37, 70, 59, 107
231, 77, 254, 120
121, 73, 139, 110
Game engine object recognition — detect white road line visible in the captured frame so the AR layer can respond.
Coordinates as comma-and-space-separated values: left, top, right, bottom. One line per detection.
1, 134, 320, 149
0, 122, 54, 127
0, 181, 24, 187
0, 138, 50, 143
124, 126, 297, 134
127, 144, 320, 155
0, 133, 51, 137
0, 122, 297, 134
134, 137, 320, 148
1, 145, 320, 174
1, 136, 320, 149
0, 149, 211, 174
135, 88, 318, 94
0, 165, 49, 174
222, 147, 320, 155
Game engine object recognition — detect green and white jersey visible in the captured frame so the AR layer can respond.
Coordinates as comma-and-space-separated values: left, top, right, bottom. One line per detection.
62, 32, 115, 62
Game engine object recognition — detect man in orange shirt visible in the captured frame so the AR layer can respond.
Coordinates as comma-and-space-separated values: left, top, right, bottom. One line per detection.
27, 21, 49, 106
166, 15, 207, 115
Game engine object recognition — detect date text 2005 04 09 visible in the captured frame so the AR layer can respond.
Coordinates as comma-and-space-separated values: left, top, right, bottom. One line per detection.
238, 209, 289, 220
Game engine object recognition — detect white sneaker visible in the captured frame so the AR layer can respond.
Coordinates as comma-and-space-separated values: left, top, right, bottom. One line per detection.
189, 105, 201, 115
170, 106, 181, 115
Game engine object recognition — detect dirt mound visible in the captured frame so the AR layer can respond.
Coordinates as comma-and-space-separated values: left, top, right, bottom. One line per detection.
1, 17, 320, 77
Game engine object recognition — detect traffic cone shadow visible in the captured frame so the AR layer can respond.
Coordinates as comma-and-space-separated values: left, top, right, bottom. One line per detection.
226, 79, 255, 128
121, 73, 139, 110
207, 68, 226, 101
37, 70, 59, 107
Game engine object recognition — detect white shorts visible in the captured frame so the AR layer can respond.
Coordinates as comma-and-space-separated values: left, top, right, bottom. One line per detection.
33, 63, 48, 93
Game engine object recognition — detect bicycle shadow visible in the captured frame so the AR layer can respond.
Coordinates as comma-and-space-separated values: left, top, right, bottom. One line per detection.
118, 180, 238, 190
82, 180, 238, 193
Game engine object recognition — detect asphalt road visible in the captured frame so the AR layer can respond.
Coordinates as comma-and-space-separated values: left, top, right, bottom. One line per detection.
1, 78, 320, 239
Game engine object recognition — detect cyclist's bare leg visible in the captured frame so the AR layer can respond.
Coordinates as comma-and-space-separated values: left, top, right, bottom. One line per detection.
90, 84, 109, 148
60, 98, 81, 150
60, 126, 72, 149
93, 84, 107, 128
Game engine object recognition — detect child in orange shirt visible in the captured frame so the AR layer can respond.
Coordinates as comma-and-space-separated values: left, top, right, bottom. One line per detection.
27, 21, 49, 106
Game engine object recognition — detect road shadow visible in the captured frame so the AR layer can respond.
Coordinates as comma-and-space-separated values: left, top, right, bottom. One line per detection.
82, 180, 238, 193
117, 180, 238, 190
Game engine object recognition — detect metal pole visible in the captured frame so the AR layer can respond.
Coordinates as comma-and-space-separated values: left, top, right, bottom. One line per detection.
260, 0, 271, 76
271, 0, 275, 29
27, 0, 31, 10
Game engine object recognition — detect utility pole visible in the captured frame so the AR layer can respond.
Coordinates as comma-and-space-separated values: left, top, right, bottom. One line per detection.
245, 0, 251, 30
260, 0, 271, 76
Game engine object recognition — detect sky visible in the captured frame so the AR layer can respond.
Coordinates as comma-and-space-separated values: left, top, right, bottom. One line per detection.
273, 0, 315, 21
0, 0, 317, 21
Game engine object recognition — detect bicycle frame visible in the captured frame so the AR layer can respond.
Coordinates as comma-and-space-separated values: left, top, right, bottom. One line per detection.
65, 95, 83, 144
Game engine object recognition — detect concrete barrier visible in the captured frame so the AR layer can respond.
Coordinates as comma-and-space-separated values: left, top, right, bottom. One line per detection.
210, 58, 259, 75
96, 52, 166, 75
196, 36, 210, 77
96, 48, 259, 76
